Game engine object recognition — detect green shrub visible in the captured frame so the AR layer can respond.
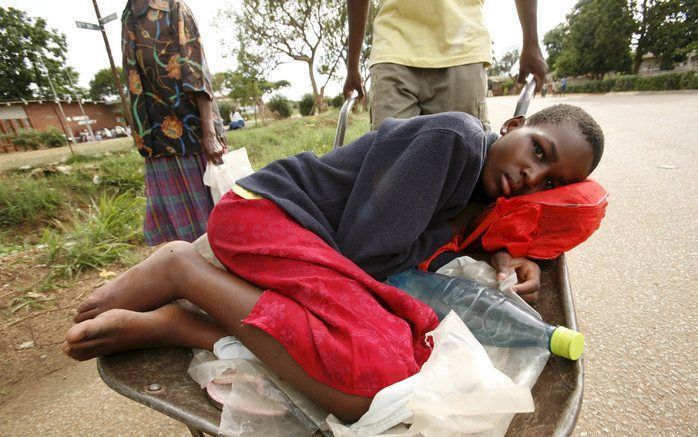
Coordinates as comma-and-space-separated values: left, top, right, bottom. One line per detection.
501, 78, 516, 95
7, 129, 42, 150
267, 94, 292, 119
38, 127, 68, 148
298, 93, 316, 116
217, 100, 234, 122
42, 192, 145, 277
0, 176, 63, 227
329, 93, 344, 109
3, 127, 68, 150
566, 71, 697, 94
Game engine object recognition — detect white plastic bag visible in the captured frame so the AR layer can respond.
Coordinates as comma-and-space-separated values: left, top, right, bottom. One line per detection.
203, 147, 254, 204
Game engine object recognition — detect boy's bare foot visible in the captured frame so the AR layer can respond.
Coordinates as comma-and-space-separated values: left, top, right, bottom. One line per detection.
64, 308, 173, 361
74, 242, 190, 322
64, 303, 227, 361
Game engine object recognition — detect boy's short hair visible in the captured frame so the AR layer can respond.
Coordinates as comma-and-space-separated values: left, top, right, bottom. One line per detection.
526, 104, 604, 173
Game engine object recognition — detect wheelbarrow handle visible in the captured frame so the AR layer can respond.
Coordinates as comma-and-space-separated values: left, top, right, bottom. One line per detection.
333, 91, 359, 149
514, 76, 537, 118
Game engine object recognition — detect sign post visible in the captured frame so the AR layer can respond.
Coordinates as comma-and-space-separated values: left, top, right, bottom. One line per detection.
75, 1, 133, 132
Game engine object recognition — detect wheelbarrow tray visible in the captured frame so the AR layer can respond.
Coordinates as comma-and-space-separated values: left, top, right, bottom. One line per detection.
97, 254, 583, 437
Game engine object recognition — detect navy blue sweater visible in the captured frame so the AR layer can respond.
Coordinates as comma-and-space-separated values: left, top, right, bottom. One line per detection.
237, 112, 498, 280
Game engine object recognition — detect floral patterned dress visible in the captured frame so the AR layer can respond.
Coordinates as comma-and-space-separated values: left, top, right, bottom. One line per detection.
122, 0, 226, 245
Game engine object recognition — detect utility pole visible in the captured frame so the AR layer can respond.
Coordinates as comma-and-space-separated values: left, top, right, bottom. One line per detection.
77, 1, 133, 131
65, 74, 96, 142
41, 57, 76, 154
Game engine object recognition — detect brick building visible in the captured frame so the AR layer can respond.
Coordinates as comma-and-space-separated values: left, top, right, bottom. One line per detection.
0, 99, 124, 152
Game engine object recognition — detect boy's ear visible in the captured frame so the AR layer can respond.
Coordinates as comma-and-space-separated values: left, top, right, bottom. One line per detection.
500, 116, 526, 136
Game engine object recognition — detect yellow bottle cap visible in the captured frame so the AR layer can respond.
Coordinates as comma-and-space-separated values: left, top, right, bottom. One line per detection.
550, 326, 585, 360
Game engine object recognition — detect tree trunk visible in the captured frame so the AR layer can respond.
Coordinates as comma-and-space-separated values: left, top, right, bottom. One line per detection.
633, 0, 649, 74
306, 60, 322, 115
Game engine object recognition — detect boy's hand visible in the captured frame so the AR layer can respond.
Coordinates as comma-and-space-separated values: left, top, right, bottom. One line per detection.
491, 251, 541, 303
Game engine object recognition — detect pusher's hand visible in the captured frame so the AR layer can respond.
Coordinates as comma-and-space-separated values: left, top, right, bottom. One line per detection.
518, 42, 548, 92
491, 251, 542, 303
343, 66, 365, 102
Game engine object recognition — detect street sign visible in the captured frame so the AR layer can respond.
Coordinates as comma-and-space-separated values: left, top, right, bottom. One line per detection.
99, 13, 118, 25
78, 120, 96, 125
75, 21, 101, 31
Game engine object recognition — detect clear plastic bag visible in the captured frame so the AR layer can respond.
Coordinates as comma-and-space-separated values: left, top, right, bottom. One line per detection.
188, 349, 329, 437
327, 257, 550, 437
203, 147, 254, 203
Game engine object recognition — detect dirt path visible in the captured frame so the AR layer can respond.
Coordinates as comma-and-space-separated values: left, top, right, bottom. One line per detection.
0, 360, 189, 436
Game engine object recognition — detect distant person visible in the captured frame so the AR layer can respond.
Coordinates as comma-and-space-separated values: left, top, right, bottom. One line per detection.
228, 109, 245, 130
122, 0, 227, 246
343, 0, 548, 130
561, 76, 568, 96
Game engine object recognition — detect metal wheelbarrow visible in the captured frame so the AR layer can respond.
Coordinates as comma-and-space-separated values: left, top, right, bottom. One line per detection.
98, 79, 583, 436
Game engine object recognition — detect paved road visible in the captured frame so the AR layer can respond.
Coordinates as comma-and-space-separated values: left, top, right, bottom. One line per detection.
1, 92, 696, 436
0, 137, 133, 172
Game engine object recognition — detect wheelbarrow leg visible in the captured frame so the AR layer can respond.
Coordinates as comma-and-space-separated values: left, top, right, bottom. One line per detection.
187, 426, 206, 437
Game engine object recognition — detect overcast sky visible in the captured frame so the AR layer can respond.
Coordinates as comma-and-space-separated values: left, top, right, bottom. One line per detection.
2, 0, 577, 99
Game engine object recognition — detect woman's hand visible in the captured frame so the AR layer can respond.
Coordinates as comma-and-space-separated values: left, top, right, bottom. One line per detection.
490, 251, 541, 303
201, 126, 225, 165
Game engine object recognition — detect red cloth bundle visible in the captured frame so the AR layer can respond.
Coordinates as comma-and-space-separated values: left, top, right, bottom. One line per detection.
421, 179, 608, 270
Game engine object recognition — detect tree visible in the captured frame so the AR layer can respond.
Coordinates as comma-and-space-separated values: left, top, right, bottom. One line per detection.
632, 0, 698, 73
88, 67, 125, 101
217, 0, 347, 113
547, 0, 635, 79
0, 7, 81, 101
219, 45, 290, 125
490, 48, 520, 79
542, 24, 569, 76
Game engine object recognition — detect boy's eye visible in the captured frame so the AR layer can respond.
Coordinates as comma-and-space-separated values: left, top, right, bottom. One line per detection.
533, 141, 544, 158
545, 177, 554, 189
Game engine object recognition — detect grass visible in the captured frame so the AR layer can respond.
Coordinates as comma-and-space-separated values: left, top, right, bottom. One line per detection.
0, 176, 64, 227
2, 109, 370, 284
42, 193, 145, 278
97, 150, 145, 194
227, 109, 370, 168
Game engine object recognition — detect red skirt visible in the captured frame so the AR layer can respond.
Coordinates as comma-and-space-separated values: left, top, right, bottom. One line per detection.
207, 192, 439, 397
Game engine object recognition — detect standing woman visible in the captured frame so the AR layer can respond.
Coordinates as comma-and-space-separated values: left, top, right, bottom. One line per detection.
122, 0, 226, 245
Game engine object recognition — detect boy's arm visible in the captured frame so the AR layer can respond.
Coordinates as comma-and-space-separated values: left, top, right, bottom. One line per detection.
343, 0, 370, 100
514, 0, 548, 91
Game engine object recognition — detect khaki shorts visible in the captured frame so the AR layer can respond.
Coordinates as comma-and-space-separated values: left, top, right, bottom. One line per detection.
369, 62, 490, 130
192, 233, 226, 271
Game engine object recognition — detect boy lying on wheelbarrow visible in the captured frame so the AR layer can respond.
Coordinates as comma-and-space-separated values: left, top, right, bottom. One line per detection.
64, 104, 604, 423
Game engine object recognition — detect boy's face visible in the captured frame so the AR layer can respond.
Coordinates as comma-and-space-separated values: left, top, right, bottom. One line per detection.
481, 117, 594, 200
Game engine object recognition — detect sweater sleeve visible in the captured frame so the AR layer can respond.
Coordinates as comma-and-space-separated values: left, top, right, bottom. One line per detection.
334, 125, 482, 279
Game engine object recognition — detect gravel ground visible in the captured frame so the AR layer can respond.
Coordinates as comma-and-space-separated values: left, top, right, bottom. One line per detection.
1, 91, 696, 436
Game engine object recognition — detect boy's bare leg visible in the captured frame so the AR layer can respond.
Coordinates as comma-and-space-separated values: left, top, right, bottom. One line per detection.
66, 241, 372, 422
75, 241, 227, 322
64, 302, 227, 361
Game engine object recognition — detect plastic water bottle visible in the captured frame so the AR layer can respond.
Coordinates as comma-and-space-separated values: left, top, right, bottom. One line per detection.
387, 269, 584, 360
